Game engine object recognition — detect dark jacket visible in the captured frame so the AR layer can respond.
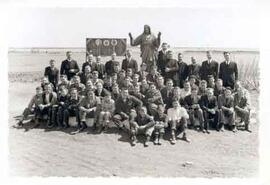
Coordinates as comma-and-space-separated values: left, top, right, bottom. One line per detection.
200, 60, 219, 81
82, 61, 95, 73
115, 95, 143, 115
160, 87, 173, 106
177, 61, 189, 88
60, 59, 80, 80
105, 60, 120, 76
188, 64, 201, 80
94, 88, 110, 98
92, 62, 106, 79
157, 50, 168, 76
122, 58, 138, 73
165, 59, 178, 80
183, 95, 201, 110
199, 95, 218, 110
219, 61, 238, 89
44, 66, 59, 87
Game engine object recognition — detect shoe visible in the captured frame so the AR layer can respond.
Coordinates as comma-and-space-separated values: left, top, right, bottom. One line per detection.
16, 121, 23, 127
158, 138, 163, 145
245, 125, 252, 133
170, 137, 176, 145
201, 129, 206, 133
96, 126, 103, 134
144, 141, 149, 147
131, 140, 136, 146
220, 126, 225, 132
182, 133, 191, 143
206, 130, 210, 134
232, 126, 237, 133
154, 136, 159, 145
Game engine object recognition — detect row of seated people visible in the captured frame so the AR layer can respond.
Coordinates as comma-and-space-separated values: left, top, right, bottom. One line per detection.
16, 69, 251, 146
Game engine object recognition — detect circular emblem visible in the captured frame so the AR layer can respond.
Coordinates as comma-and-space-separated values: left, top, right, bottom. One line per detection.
95, 39, 102, 46
103, 40, 110, 46
111, 39, 118, 46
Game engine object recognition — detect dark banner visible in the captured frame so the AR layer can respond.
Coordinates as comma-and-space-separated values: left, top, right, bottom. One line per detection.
86, 38, 127, 57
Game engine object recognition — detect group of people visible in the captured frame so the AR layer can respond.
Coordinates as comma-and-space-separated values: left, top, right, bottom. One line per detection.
16, 26, 252, 147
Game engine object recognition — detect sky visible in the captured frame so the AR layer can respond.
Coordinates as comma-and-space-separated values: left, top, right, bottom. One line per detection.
7, 6, 259, 48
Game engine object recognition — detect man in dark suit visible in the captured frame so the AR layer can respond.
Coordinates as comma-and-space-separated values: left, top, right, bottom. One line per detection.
188, 56, 201, 81
94, 82, 110, 99
105, 52, 120, 77
177, 53, 189, 88
122, 50, 138, 74
157, 42, 169, 76
160, 79, 174, 109
60, 51, 80, 80
82, 53, 95, 73
164, 50, 178, 85
219, 51, 238, 89
92, 55, 105, 79
200, 51, 219, 81
44, 59, 59, 89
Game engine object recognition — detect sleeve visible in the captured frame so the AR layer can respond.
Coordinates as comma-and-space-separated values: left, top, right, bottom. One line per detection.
74, 61, 80, 73
181, 108, 189, 119
60, 61, 65, 75
218, 63, 222, 79
153, 34, 160, 48
27, 95, 36, 109
132, 34, 142, 46
44, 67, 48, 77
215, 62, 219, 80
55, 69, 59, 85
131, 96, 143, 108
218, 95, 222, 109
134, 60, 139, 73
235, 63, 238, 81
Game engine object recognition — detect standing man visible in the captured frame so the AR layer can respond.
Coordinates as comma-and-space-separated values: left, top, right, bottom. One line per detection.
157, 42, 169, 76
164, 50, 178, 85
188, 56, 201, 81
122, 50, 139, 74
128, 25, 161, 71
200, 51, 219, 81
177, 53, 189, 88
92, 55, 105, 79
82, 54, 95, 73
219, 51, 238, 89
105, 52, 120, 77
60, 51, 80, 80
44, 59, 59, 89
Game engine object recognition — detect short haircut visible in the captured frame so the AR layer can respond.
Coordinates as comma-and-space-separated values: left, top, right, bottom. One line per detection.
66, 51, 72, 55
201, 80, 207, 84
36, 86, 42, 91
166, 78, 173, 83
191, 86, 198, 91
223, 51, 230, 55
70, 88, 78, 92
207, 88, 214, 92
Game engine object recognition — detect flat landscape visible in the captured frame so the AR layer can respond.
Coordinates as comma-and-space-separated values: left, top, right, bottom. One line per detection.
8, 48, 259, 177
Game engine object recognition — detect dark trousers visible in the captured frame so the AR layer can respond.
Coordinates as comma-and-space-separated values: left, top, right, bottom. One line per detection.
63, 107, 80, 127
203, 109, 219, 130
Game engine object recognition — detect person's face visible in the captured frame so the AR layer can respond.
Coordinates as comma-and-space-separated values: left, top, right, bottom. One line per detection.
201, 83, 207, 89
150, 84, 156, 91
88, 55, 94, 62
157, 107, 164, 114
85, 66, 91, 73
86, 81, 93, 88
74, 78, 80, 84
216, 81, 223, 88
191, 89, 198, 96
114, 65, 120, 73
191, 57, 196, 64
141, 80, 148, 86
44, 85, 50, 93
162, 44, 168, 51
71, 90, 77, 98
173, 88, 180, 97
141, 64, 147, 71
119, 72, 125, 78
66, 52, 72, 59
60, 89, 67, 96
93, 72, 98, 78
126, 50, 131, 58
36, 88, 43, 95
167, 53, 173, 59
225, 89, 231, 97
111, 53, 116, 60
224, 53, 230, 61
209, 78, 215, 84
122, 90, 129, 98
50, 60, 55, 68
207, 52, 212, 60
133, 76, 139, 82
144, 26, 150, 34
42, 78, 48, 84
157, 77, 164, 85
97, 56, 101, 62
237, 89, 244, 97
151, 67, 157, 74
184, 83, 190, 90
207, 89, 214, 97
189, 78, 195, 85
124, 79, 130, 85
173, 101, 179, 108
127, 69, 132, 76
112, 75, 117, 82
235, 82, 241, 90
88, 92, 94, 99
166, 81, 173, 89
178, 54, 183, 61
140, 109, 146, 117
104, 95, 111, 101
112, 86, 119, 93
97, 83, 102, 90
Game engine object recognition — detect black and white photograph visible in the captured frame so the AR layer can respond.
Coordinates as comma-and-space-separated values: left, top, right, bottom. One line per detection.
1, 0, 270, 184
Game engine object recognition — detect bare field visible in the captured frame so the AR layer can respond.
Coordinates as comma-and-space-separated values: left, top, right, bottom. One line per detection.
8, 49, 259, 177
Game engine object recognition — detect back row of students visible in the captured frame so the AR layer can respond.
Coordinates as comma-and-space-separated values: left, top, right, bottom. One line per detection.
16, 48, 251, 147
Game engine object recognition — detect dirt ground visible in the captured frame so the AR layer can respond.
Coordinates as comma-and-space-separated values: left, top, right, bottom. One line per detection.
8, 81, 259, 177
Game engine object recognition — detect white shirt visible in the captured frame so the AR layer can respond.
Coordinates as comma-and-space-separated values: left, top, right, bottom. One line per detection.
167, 107, 189, 121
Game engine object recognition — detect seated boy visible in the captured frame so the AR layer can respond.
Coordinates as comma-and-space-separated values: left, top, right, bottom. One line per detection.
167, 100, 190, 144
129, 107, 155, 147
184, 86, 205, 133
55, 87, 69, 128
16, 86, 43, 127
234, 87, 252, 132
63, 88, 82, 129
151, 105, 168, 145
97, 93, 115, 133
78, 90, 100, 132
218, 87, 236, 132
199, 88, 219, 132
